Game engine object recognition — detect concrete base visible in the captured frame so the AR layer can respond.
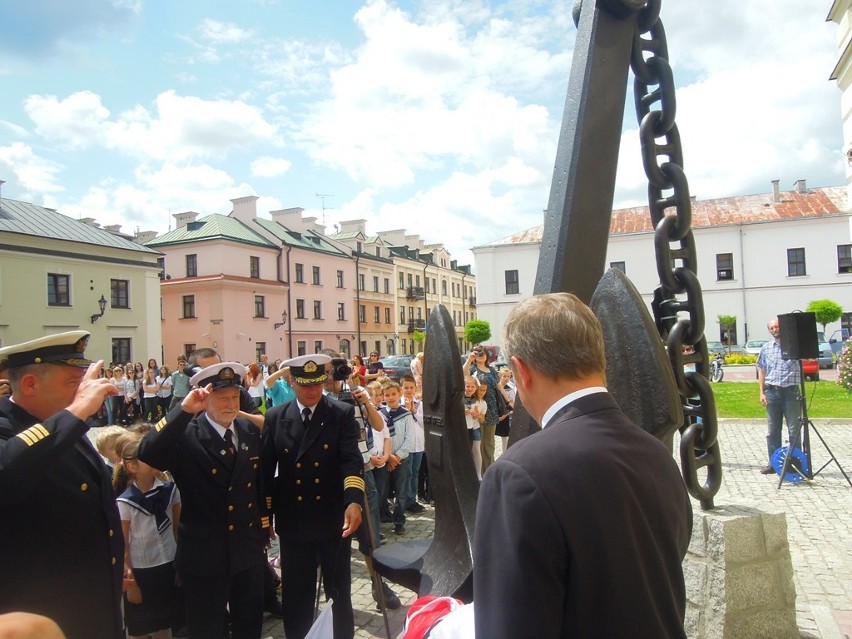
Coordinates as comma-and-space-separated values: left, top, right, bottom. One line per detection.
683, 504, 798, 638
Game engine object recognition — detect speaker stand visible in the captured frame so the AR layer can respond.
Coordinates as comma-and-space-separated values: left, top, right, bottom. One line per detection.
777, 361, 851, 489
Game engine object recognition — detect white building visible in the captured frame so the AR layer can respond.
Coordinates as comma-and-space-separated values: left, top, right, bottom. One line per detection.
473, 182, 852, 347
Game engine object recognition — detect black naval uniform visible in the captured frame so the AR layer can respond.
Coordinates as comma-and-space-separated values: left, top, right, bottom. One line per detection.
0, 398, 124, 639
261, 395, 365, 639
138, 408, 271, 639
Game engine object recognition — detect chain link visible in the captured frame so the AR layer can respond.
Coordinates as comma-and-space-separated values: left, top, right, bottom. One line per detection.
632, 0, 721, 510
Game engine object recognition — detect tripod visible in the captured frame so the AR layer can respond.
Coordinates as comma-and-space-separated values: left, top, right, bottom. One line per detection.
776, 360, 852, 489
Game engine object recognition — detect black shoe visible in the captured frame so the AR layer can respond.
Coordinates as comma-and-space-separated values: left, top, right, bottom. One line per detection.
379, 532, 386, 541
759, 465, 775, 475
373, 580, 402, 610
405, 502, 425, 513
264, 600, 285, 618
380, 514, 393, 523
394, 524, 405, 535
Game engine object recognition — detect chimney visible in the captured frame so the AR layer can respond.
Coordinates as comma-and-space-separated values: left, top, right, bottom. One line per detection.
78, 217, 101, 228
174, 211, 198, 229
771, 179, 781, 202
339, 219, 367, 234
794, 179, 807, 193
230, 195, 259, 223
135, 230, 158, 244
270, 207, 306, 230
103, 224, 123, 234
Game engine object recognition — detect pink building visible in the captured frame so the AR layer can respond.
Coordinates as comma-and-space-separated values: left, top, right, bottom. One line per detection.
148, 197, 357, 365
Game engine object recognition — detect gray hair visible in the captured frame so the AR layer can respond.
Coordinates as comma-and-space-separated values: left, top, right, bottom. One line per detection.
502, 292, 606, 380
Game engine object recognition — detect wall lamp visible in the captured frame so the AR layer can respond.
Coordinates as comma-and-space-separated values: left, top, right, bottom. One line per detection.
274, 311, 288, 329
91, 294, 108, 324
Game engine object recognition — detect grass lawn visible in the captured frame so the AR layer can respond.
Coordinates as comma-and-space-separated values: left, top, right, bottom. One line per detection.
712, 381, 852, 419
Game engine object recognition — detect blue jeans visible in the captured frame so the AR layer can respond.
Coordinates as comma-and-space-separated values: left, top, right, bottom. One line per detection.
406, 451, 424, 507
765, 385, 802, 461
378, 460, 409, 526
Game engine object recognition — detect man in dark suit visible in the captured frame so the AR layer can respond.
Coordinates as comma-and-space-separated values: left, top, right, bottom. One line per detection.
0, 331, 124, 639
473, 293, 693, 639
261, 354, 365, 639
138, 362, 271, 639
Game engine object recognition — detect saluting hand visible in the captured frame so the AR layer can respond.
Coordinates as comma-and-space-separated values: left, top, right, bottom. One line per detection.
181, 384, 213, 414
67, 361, 119, 421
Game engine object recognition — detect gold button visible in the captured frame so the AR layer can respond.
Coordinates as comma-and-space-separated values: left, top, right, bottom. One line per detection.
228, 505, 234, 511
228, 486, 233, 492
253, 464, 258, 469
229, 525, 235, 531
80, 483, 88, 491
315, 495, 321, 501
296, 479, 301, 485
109, 530, 114, 537
314, 462, 319, 468
247, 482, 252, 488
297, 496, 303, 502
296, 462, 302, 469
314, 479, 320, 484
212, 468, 218, 475
112, 557, 116, 565
248, 502, 253, 508
284, 448, 289, 454
249, 522, 254, 527
323, 444, 329, 450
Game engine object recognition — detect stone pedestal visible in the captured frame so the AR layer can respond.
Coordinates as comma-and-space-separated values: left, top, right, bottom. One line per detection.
683, 504, 797, 638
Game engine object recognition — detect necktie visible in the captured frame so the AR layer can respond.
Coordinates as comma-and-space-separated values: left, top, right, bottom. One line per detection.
302, 407, 312, 427
224, 429, 236, 456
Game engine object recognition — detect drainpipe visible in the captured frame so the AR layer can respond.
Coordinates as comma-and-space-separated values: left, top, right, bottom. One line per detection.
284, 245, 293, 358
739, 225, 748, 342
461, 270, 468, 352
355, 254, 362, 356
422, 262, 429, 345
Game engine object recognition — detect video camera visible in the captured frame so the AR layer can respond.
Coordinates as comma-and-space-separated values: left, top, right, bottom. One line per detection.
330, 358, 353, 381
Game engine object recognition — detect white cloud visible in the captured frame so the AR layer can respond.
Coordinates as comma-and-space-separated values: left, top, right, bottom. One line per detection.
197, 18, 254, 44
24, 91, 111, 149
0, 142, 65, 193
250, 156, 292, 178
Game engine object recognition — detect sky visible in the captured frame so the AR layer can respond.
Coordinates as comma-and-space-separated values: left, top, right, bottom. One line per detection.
0, 0, 845, 267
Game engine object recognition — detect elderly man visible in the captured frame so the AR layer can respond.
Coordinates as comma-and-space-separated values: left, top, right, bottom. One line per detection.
138, 362, 271, 639
756, 316, 803, 473
261, 354, 365, 639
473, 293, 693, 639
0, 331, 123, 639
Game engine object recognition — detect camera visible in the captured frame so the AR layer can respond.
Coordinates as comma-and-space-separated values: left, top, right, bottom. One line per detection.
330, 357, 353, 381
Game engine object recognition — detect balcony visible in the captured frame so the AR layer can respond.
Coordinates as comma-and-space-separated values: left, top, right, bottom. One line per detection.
406, 286, 425, 301
469, 296, 476, 307
407, 319, 426, 333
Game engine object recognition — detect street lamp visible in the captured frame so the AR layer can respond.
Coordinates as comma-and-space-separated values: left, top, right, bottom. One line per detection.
90, 295, 107, 324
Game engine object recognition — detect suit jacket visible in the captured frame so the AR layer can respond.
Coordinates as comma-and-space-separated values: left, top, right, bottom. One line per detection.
138, 407, 270, 577
0, 398, 124, 639
473, 392, 692, 639
262, 395, 364, 542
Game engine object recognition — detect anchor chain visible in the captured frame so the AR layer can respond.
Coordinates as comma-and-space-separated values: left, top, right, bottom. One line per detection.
631, 0, 721, 510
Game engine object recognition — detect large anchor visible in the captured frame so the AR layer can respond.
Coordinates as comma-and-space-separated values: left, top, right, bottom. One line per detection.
373, 0, 722, 601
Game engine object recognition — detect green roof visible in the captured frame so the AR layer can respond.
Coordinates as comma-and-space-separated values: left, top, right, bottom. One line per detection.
0, 198, 159, 254
146, 214, 273, 248
254, 218, 347, 256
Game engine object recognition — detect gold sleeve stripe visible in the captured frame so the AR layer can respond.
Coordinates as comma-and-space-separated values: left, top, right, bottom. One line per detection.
16, 424, 50, 447
155, 417, 167, 432
265, 497, 272, 508
261, 517, 271, 528
343, 476, 365, 492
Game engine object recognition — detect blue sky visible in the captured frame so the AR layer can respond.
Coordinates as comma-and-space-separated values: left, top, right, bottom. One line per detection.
0, 0, 844, 265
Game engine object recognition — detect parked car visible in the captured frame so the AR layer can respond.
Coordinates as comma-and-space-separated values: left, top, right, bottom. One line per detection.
744, 340, 768, 355
817, 340, 834, 369
706, 341, 727, 356
802, 358, 820, 381
378, 355, 414, 381
828, 328, 850, 356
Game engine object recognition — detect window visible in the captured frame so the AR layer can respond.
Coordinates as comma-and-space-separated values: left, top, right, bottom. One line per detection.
373, 276, 379, 292
296, 299, 305, 319
250, 256, 260, 279
505, 270, 520, 295
338, 303, 346, 320
182, 295, 196, 318
337, 270, 344, 288
838, 244, 852, 274
408, 307, 414, 321
186, 254, 197, 277
442, 280, 447, 296
112, 338, 131, 365
432, 278, 436, 293
400, 307, 406, 324
416, 274, 421, 287
374, 306, 380, 323
375, 247, 381, 257
297, 341, 307, 356
47, 273, 70, 306
314, 340, 323, 353
157, 257, 166, 280
111, 279, 130, 309
385, 308, 391, 324
358, 274, 365, 291
254, 295, 265, 318
295, 263, 304, 283
401, 339, 407, 353
716, 253, 733, 281
399, 273, 405, 290
408, 273, 413, 287
183, 344, 196, 359
425, 279, 430, 294
375, 341, 381, 356
610, 261, 626, 274
313, 300, 322, 319
255, 342, 266, 361
312, 266, 321, 285
787, 248, 806, 277
384, 278, 390, 294
359, 304, 366, 323
417, 307, 422, 320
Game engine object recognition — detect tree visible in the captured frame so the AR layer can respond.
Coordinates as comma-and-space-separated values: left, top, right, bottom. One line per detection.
412, 329, 426, 347
717, 314, 737, 352
464, 319, 491, 346
806, 299, 843, 334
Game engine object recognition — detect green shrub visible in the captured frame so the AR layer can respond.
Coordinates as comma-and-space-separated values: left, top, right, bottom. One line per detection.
837, 341, 852, 392
724, 353, 757, 365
